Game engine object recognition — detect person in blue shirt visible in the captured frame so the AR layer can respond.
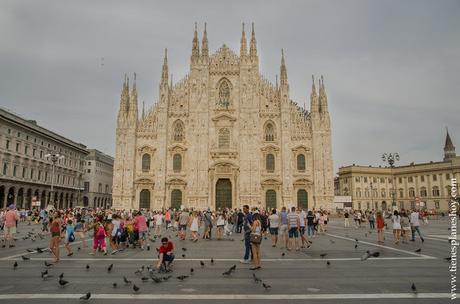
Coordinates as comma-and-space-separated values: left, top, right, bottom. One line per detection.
240, 205, 253, 264
64, 219, 75, 257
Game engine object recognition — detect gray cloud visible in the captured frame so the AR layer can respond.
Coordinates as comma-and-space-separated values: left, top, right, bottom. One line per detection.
1, 0, 459, 173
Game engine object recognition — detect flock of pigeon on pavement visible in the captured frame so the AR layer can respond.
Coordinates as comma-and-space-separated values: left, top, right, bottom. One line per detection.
8, 228, 440, 300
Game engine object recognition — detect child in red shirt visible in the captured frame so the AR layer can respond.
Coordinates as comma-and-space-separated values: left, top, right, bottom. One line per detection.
156, 237, 174, 270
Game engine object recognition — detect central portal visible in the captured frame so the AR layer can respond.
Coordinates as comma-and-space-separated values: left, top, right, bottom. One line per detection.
215, 178, 232, 210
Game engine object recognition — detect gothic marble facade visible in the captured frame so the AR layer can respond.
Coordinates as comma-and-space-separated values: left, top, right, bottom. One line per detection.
112, 24, 334, 211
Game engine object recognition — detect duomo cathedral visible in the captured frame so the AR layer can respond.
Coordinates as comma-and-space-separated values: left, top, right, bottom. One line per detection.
112, 23, 334, 211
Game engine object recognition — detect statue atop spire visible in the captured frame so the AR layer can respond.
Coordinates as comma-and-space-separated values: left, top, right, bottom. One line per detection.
201, 22, 209, 61
280, 49, 288, 86
161, 48, 168, 85
249, 22, 258, 60
240, 22, 247, 58
191, 22, 200, 63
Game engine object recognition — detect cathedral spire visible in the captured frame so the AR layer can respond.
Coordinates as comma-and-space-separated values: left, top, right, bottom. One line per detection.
118, 74, 129, 119
249, 22, 258, 60
191, 22, 200, 64
129, 73, 138, 120
240, 22, 248, 59
280, 49, 288, 86
318, 75, 329, 113
201, 22, 209, 61
161, 48, 168, 86
310, 75, 319, 113
142, 100, 145, 119
444, 127, 456, 161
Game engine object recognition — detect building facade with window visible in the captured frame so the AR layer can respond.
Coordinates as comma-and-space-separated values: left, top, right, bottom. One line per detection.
0, 107, 88, 209
113, 24, 334, 211
82, 149, 114, 208
336, 130, 459, 212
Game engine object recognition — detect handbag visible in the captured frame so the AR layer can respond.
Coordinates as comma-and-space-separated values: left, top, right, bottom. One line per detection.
250, 233, 262, 244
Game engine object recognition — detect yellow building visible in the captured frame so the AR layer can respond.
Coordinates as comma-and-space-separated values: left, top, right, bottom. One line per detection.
337, 130, 459, 212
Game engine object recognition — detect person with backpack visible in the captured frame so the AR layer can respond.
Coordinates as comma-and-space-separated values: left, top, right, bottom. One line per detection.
64, 219, 75, 256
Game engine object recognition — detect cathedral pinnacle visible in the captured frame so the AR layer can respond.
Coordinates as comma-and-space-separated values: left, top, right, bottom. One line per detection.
249, 22, 258, 60
201, 22, 209, 60
191, 22, 200, 63
161, 48, 168, 85
444, 127, 456, 160
280, 49, 288, 86
240, 22, 248, 58
318, 75, 328, 113
310, 75, 318, 113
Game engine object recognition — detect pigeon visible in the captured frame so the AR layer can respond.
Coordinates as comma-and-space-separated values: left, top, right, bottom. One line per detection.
229, 264, 236, 272
59, 273, 64, 279
150, 275, 162, 283
252, 273, 262, 283
134, 268, 143, 275
77, 247, 81, 251
211, 258, 214, 264
36, 247, 44, 253
79, 292, 91, 300
26, 248, 35, 252
200, 261, 205, 267
371, 251, 380, 258
414, 248, 422, 253
85, 264, 90, 270
354, 244, 358, 249
13, 261, 18, 269
162, 275, 172, 281
182, 254, 186, 258
42, 273, 53, 280
411, 283, 417, 293
41, 270, 49, 278
112, 282, 118, 288
59, 278, 69, 287
355, 238, 359, 242
326, 261, 331, 267
133, 284, 140, 292
281, 253, 285, 257
190, 268, 194, 274
123, 276, 132, 285
320, 253, 328, 259
222, 269, 232, 276
141, 276, 150, 282
262, 282, 272, 290
155, 248, 160, 252
361, 251, 371, 261
44, 261, 53, 267
176, 275, 189, 281
108, 264, 113, 272
182, 247, 187, 251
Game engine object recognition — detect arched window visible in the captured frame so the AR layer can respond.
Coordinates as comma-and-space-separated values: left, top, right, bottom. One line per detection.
409, 187, 415, 197
420, 187, 427, 197
173, 120, 184, 142
173, 154, 182, 172
171, 189, 182, 210
218, 128, 230, 149
297, 189, 308, 210
139, 189, 150, 209
266, 154, 275, 172
265, 123, 275, 141
142, 153, 151, 172
266, 190, 277, 210
218, 79, 231, 108
432, 186, 440, 197
297, 154, 306, 171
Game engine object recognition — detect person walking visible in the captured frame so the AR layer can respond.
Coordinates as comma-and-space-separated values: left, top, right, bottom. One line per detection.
249, 213, 262, 270
287, 207, 300, 251
400, 211, 411, 243
306, 211, 315, 238
410, 209, 425, 243
368, 211, 376, 230
178, 209, 190, 241
64, 219, 75, 256
268, 209, 279, 247
344, 211, 350, 228
391, 210, 401, 244
189, 211, 199, 242
376, 211, 385, 244
279, 207, 288, 248
49, 212, 62, 263
134, 211, 148, 250
240, 205, 253, 264
3, 205, 19, 248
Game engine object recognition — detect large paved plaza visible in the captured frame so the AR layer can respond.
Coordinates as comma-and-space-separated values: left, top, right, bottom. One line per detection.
0, 218, 454, 304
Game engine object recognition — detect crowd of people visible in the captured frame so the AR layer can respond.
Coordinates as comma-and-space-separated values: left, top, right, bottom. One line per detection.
0, 204, 438, 271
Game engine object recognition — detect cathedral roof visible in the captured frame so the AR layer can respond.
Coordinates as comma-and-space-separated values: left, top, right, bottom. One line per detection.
444, 128, 455, 149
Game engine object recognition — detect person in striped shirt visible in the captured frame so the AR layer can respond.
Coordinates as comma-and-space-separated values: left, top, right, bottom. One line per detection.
287, 206, 300, 251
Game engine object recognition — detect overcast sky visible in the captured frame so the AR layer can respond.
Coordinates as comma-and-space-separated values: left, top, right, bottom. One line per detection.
1, 0, 459, 174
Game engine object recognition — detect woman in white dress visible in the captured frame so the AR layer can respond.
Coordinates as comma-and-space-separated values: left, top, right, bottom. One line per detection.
391, 210, 402, 244
189, 211, 199, 242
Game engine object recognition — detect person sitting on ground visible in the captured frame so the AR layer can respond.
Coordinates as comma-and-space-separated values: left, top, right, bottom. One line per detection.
156, 237, 174, 271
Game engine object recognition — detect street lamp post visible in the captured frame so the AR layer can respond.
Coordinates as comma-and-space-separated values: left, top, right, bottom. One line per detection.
382, 153, 400, 210
370, 181, 374, 210
45, 153, 65, 207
